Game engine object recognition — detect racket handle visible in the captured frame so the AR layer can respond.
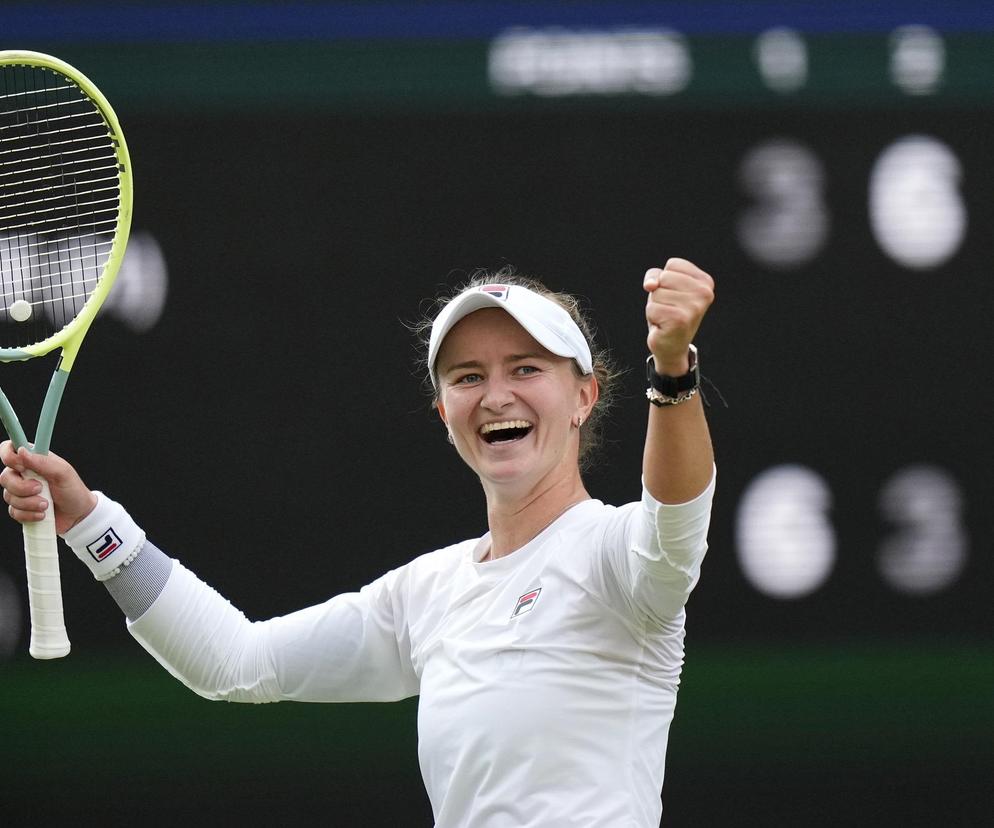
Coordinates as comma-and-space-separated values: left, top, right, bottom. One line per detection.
23, 472, 70, 659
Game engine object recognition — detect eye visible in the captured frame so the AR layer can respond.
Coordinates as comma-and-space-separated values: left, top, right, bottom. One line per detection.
454, 373, 483, 385
514, 365, 540, 376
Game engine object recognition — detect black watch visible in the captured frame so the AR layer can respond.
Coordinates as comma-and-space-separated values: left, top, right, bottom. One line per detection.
646, 345, 700, 402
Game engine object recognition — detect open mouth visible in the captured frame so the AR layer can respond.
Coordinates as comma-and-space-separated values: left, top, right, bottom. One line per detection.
480, 419, 534, 445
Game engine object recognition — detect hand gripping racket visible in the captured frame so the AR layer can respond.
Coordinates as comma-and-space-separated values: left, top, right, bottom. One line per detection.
0, 51, 132, 658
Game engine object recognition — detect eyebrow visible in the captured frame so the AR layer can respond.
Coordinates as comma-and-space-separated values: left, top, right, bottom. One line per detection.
440, 352, 550, 375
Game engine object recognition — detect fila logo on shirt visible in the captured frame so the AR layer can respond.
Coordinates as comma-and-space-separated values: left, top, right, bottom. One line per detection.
86, 528, 122, 562
511, 587, 542, 619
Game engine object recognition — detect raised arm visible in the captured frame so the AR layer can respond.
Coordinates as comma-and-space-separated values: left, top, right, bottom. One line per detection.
641, 258, 715, 504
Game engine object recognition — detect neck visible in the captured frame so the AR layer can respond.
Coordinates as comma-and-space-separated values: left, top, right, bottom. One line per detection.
483, 472, 590, 560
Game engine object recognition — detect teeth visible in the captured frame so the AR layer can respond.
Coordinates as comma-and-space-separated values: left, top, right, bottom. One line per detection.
480, 420, 533, 434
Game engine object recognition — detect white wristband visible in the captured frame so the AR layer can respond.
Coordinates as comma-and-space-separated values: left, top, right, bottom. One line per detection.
61, 492, 146, 581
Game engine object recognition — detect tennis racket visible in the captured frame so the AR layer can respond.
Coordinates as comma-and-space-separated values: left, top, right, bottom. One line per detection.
0, 51, 133, 659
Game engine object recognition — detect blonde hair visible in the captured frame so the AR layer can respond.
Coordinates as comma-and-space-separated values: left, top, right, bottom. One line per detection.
413, 267, 621, 471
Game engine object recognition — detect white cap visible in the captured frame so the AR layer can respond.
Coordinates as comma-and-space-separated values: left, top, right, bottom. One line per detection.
428, 283, 593, 387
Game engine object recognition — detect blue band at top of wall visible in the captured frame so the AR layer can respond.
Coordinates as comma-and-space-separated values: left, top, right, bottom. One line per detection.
6, 1, 994, 43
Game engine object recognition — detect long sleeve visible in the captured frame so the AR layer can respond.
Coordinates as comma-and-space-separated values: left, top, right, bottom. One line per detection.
605, 465, 715, 627
59, 495, 421, 705
127, 559, 420, 704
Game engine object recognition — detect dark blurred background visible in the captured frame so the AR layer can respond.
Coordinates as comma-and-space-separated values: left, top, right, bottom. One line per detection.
1, 2, 991, 825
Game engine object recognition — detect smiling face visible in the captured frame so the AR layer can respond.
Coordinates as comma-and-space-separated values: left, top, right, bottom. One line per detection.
435, 308, 597, 500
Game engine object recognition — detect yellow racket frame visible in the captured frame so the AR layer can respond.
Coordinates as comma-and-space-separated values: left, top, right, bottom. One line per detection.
0, 50, 133, 372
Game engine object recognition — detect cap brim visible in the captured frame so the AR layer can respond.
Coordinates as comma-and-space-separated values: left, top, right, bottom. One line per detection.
428, 286, 593, 386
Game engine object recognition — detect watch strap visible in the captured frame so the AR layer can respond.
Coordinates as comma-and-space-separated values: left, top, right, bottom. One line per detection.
646, 344, 700, 396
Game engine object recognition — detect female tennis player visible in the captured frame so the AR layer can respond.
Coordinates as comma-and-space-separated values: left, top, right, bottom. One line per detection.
2, 258, 715, 827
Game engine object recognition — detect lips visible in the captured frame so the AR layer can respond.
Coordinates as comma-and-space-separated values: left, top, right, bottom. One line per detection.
479, 419, 534, 444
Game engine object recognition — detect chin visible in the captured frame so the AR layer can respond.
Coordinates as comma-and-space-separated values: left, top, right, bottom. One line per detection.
477, 459, 540, 488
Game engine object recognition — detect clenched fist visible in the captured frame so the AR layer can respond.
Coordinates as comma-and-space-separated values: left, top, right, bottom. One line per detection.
643, 258, 715, 375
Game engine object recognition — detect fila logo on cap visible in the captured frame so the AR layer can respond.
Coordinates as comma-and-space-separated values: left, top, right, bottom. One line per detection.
511, 587, 542, 619
86, 528, 122, 563
479, 284, 508, 300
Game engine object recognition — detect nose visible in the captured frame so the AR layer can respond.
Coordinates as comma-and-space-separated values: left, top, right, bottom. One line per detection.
480, 375, 514, 411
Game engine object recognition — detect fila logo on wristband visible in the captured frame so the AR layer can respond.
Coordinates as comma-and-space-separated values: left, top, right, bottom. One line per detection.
511, 587, 542, 619
86, 528, 122, 562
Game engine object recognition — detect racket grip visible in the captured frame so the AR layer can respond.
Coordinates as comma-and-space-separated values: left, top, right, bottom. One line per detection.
23, 472, 70, 659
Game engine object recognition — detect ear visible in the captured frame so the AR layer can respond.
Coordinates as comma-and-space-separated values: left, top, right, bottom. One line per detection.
577, 374, 599, 421
436, 399, 449, 428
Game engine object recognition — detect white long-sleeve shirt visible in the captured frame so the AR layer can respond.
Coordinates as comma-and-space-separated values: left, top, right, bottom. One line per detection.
78, 473, 713, 827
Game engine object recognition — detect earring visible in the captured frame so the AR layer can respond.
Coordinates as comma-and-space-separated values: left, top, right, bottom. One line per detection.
446, 431, 454, 444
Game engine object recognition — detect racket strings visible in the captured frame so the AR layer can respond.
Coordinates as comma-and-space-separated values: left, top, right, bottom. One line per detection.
0, 135, 116, 166
0, 62, 122, 348
0, 234, 113, 271
0, 186, 121, 224
0, 159, 119, 190
1, 191, 122, 230
0, 107, 107, 139
0, 81, 76, 102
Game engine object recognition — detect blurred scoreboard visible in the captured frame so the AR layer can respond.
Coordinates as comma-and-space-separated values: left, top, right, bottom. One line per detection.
0, 1, 991, 655
6, 9, 994, 110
